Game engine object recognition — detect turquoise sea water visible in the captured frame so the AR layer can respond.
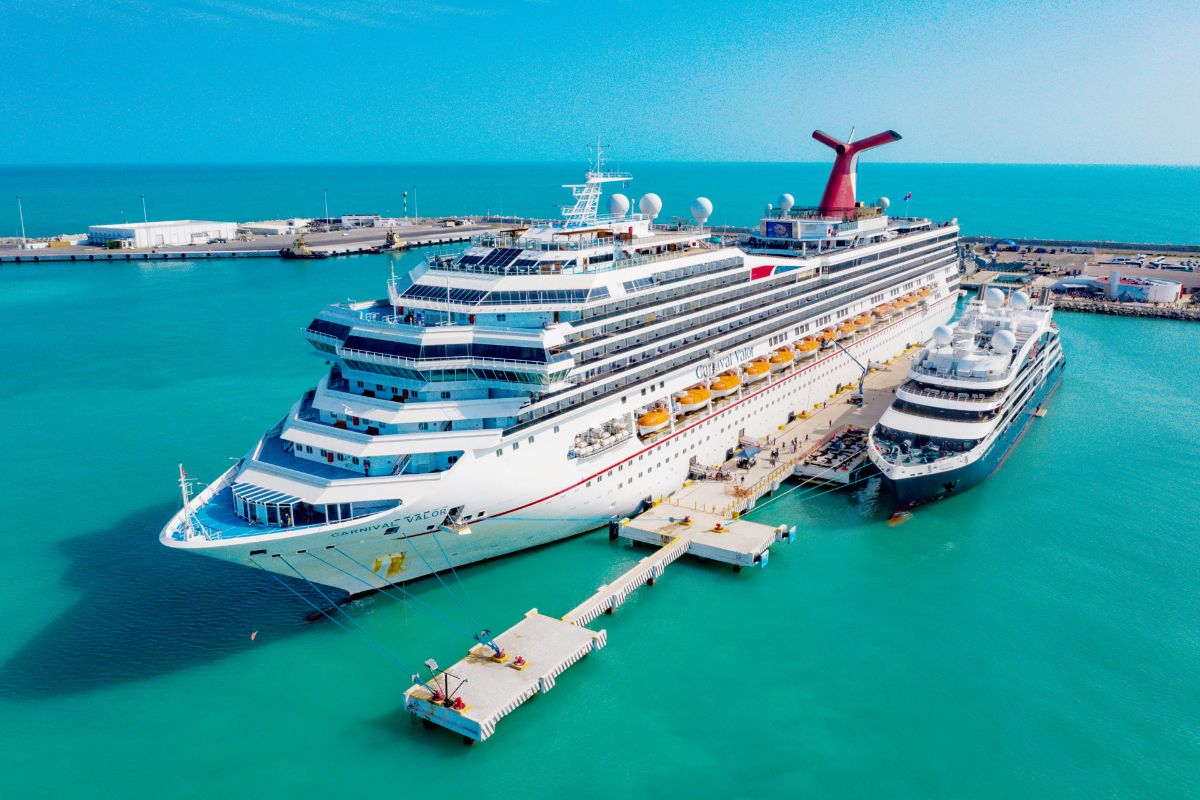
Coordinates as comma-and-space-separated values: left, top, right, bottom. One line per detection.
1, 166, 1199, 798
4, 162, 1200, 243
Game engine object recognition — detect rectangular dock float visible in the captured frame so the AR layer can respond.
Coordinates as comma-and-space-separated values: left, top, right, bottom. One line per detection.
404, 611, 606, 743
620, 513, 788, 568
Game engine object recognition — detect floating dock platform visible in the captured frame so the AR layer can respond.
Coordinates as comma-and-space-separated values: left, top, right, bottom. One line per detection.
406, 349, 922, 743
404, 611, 606, 742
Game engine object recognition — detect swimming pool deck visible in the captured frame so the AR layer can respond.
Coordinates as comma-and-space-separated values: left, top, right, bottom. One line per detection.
406, 347, 921, 743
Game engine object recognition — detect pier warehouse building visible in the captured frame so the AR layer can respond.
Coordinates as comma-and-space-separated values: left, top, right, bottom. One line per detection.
88, 220, 237, 248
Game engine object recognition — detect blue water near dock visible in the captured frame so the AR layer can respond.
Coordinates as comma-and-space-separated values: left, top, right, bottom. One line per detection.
1, 165, 1199, 797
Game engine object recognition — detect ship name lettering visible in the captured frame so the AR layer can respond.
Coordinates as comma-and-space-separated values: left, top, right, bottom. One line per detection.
695, 346, 755, 380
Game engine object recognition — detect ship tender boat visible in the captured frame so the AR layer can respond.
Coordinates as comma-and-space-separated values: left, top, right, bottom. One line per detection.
867, 287, 1065, 507
160, 129, 963, 596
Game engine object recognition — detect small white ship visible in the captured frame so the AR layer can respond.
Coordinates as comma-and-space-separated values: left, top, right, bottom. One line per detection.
868, 287, 1065, 506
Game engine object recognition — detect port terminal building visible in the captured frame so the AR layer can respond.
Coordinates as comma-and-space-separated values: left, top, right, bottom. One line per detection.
1050, 272, 1182, 303
88, 220, 237, 248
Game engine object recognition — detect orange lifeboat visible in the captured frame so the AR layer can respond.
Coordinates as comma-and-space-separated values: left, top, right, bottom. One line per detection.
637, 407, 670, 436
875, 303, 894, 319
918, 287, 933, 303
819, 328, 837, 343
797, 338, 820, 359
675, 385, 712, 414
743, 360, 771, 383
709, 371, 741, 398
836, 321, 857, 340
769, 347, 795, 371
854, 314, 873, 330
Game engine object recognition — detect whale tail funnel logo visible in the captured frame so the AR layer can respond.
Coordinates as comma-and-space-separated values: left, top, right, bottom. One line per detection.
812, 129, 901, 218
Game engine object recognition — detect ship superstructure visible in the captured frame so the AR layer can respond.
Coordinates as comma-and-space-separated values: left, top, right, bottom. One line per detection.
161, 131, 962, 594
867, 287, 1065, 506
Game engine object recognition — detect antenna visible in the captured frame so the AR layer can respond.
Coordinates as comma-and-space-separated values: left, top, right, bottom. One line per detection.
178, 463, 196, 540
141, 193, 148, 225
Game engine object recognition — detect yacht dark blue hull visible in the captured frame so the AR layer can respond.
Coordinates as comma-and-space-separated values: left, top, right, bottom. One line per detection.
884, 358, 1065, 508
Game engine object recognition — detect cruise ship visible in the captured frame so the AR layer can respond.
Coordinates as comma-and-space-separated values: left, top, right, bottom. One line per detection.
161, 129, 962, 595
867, 287, 1065, 507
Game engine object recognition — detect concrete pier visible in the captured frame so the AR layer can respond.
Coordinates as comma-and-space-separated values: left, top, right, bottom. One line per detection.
0, 221, 500, 263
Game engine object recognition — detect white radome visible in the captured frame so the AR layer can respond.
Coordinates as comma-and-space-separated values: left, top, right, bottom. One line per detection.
984, 287, 1005, 308
638, 193, 663, 219
1010, 290, 1030, 310
991, 329, 1017, 352
932, 324, 953, 346
878, 196, 891, 210
778, 193, 795, 211
690, 197, 713, 226
608, 193, 630, 217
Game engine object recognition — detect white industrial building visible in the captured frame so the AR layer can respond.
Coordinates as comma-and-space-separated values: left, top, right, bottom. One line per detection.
239, 219, 312, 236
88, 220, 238, 248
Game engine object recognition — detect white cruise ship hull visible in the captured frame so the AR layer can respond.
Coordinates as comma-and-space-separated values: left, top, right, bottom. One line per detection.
164, 297, 954, 596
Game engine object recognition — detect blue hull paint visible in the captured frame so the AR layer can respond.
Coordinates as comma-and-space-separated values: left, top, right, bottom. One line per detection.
885, 357, 1066, 508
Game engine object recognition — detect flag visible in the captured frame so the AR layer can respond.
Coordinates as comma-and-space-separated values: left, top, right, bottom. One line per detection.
904, 192, 913, 201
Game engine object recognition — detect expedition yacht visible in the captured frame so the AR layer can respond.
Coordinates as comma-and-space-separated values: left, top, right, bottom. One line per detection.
161, 129, 962, 594
867, 287, 1065, 506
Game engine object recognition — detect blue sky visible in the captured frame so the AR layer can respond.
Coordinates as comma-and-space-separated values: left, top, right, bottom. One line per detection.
2, 0, 1198, 164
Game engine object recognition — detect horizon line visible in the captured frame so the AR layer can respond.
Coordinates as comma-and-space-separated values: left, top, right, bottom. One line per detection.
2, 160, 1199, 170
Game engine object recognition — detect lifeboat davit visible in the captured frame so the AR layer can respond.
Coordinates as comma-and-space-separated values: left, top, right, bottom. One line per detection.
743, 360, 771, 383
675, 385, 712, 414
854, 314, 873, 330
875, 303, 894, 319
836, 321, 857, 340
797, 338, 820, 359
637, 407, 670, 436
769, 348, 795, 371
709, 371, 741, 398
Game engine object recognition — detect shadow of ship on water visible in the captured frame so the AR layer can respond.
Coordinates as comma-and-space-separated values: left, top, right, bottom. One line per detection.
0, 502, 338, 700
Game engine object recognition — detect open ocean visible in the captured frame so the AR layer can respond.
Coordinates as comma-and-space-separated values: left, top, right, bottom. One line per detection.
1, 163, 1198, 799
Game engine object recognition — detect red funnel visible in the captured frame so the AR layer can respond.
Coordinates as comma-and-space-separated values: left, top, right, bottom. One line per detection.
812, 129, 901, 218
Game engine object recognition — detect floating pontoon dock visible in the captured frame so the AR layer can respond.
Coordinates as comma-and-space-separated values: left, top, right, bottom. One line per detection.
406, 348, 922, 743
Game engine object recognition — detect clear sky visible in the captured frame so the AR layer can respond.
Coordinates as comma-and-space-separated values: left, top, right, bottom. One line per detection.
3, 0, 1198, 165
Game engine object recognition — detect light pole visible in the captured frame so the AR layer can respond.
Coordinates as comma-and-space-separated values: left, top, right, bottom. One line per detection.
16, 195, 27, 249
323, 188, 330, 231
141, 193, 148, 225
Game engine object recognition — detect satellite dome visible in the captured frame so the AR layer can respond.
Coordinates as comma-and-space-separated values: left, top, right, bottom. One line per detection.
983, 287, 1005, 309
1010, 290, 1030, 310
991, 329, 1017, 352
932, 325, 953, 347
608, 193, 630, 217
638, 193, 663, 219
878, 196, 891, 210
951, 217, 959, 225
766, 203, 774, 212
778, 193, 795, 211
690, 197, 713, 226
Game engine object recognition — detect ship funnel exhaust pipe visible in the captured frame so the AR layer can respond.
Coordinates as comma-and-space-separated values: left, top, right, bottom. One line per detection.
812, 129, 901, 218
